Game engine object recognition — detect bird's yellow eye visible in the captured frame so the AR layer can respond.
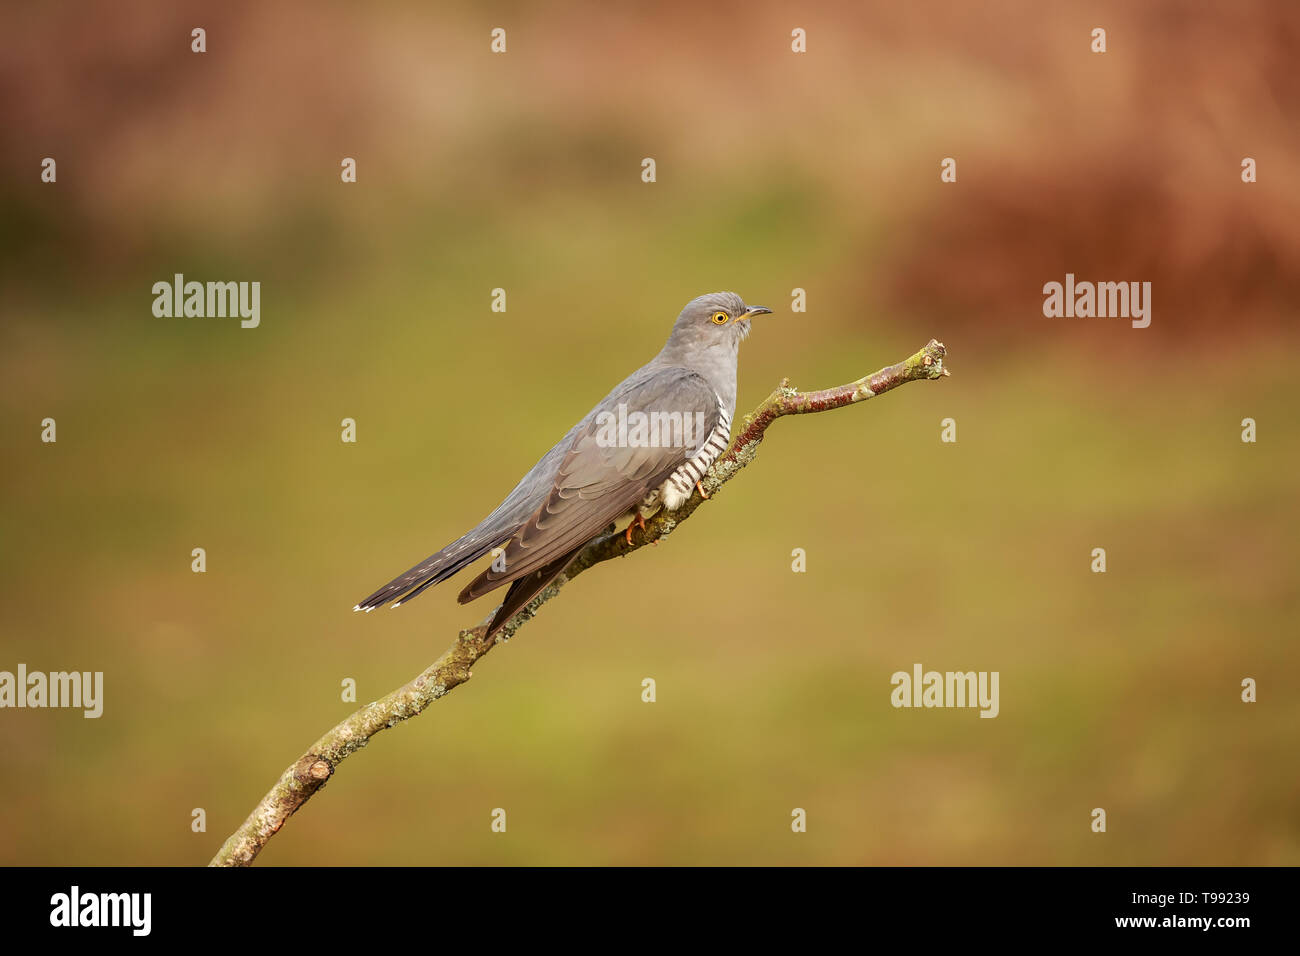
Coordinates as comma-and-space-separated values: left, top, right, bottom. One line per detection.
710, 311, 729, 325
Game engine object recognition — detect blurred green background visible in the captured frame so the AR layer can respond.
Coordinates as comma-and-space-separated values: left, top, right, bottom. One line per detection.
2, 0, 1297, 865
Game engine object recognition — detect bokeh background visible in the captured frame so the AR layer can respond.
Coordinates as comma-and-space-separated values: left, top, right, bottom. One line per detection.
2, 0, 1297, 865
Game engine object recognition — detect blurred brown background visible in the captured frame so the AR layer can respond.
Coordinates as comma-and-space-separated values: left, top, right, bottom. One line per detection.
1, 0, 1297, 865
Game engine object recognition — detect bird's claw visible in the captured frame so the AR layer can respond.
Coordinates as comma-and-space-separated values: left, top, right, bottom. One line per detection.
625, 512, 647, 546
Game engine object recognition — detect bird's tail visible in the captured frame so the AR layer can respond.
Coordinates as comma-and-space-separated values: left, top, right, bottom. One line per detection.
353, 523, 517, 613
477, 547, 584, 639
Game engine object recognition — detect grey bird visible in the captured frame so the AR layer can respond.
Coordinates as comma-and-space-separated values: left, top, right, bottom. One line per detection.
354, 291, 771, 638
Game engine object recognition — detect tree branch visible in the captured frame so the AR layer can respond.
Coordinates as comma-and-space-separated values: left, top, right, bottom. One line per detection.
208, 338, 949, 866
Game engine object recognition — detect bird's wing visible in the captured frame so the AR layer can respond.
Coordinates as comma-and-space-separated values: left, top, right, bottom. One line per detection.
458, 367, 723, 603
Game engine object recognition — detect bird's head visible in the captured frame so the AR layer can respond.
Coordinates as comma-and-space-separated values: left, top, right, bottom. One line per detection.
666, 292, 772, 352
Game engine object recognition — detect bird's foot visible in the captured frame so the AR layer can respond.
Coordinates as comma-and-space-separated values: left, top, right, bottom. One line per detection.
625, 512, 647, 546
695, 480, 710, 500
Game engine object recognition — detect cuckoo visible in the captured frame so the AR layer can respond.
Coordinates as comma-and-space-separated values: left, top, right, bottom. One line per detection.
354, 291, 771, 637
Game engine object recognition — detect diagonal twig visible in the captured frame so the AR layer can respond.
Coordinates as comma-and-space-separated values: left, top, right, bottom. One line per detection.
208, 338, 949, 866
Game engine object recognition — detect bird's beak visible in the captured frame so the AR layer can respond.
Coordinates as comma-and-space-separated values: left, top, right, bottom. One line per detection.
739, 306, 772, 321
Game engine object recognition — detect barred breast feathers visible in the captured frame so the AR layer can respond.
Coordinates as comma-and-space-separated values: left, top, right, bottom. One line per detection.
658, 395, 731, 511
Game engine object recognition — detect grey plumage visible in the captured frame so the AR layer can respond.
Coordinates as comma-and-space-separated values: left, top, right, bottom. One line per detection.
355, 291, 770, 636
